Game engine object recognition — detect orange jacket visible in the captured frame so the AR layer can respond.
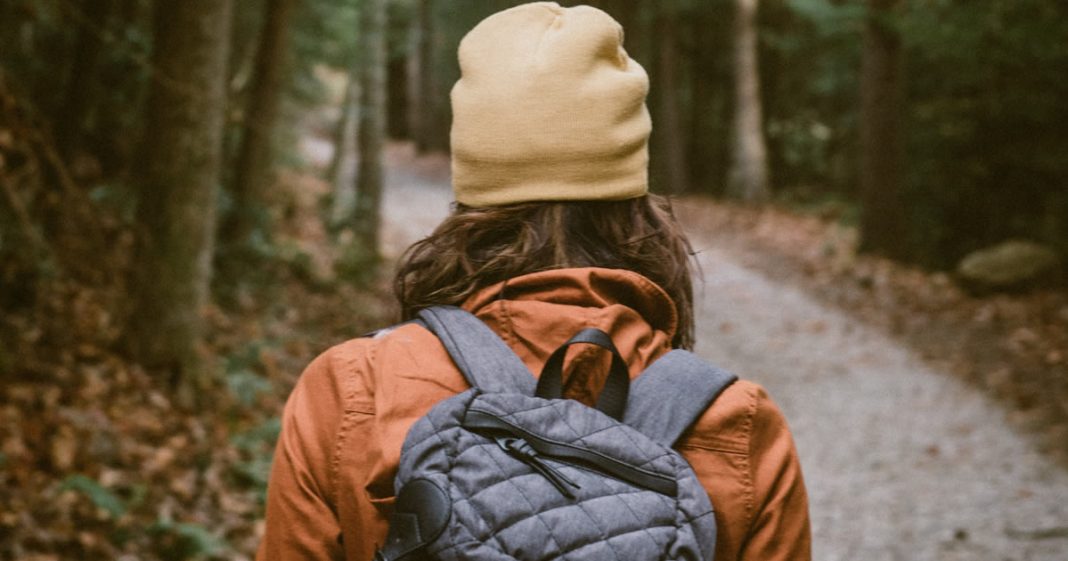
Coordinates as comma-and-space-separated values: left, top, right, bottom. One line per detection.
258, 268, 811, 561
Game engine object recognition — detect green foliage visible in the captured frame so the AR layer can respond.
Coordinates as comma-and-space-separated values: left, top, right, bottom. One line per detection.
226, 369, 274, 407
761, 0, 863, 193
223, 341, 282, 501
230, 417, 282, 502
150, 519, 229, 561
231, 417, 283, 454
900, 0, 1068, 264
335, 237, 382, 285
0, 0, 153, 170
780, 190, 861, 227
290, 0, 360, 105
213, 225, 324, 305
59, 474, 127, 519
755, 0, 1068, 266
88, 182, 138, 225
222, 341, 277, 406
0, 2, 74, 115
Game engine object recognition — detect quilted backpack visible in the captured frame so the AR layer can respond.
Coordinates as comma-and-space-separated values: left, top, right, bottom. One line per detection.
372, 306, 737, 561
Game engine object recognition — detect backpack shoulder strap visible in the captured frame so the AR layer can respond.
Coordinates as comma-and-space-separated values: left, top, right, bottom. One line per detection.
623, 350, 738, 447
416, 305, 536, 395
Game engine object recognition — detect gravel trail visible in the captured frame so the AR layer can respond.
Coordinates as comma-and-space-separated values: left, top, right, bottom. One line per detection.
375, 152, 1068, 560
689, 244, 1068, 561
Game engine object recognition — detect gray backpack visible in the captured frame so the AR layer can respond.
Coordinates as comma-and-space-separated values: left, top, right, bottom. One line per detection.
372, 306, 737, 561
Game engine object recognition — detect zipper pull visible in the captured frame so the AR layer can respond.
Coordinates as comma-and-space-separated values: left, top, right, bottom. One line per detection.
496, 436, 581, 499
528, 455, 581, 499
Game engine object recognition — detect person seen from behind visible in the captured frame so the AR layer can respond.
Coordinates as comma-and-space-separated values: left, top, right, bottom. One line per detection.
258, 3, 811, 560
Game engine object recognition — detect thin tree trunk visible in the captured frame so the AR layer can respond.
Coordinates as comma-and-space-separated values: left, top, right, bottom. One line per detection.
407, 0, 435, 153
349, 0, 387, 260
654, 5, 689, 194
859, 0, 908, 258
688, 6, 730, 195
727, 0, 770, 202
91, 0, 151, 175
388, 52, 408, 140
330, 70, 359, 226
225, 0, 298, 246
130, 0, 232, 408
423, 0, 454, 153
55, 0, 113, 159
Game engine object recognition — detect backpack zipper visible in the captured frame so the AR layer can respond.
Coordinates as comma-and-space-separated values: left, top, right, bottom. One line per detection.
465, 409, 678, 497
495, 436, 581, 498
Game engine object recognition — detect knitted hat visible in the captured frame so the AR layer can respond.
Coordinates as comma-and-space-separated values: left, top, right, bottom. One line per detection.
450, 2, 651, 207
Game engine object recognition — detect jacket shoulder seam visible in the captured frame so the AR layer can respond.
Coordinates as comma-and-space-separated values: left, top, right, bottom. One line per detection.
330, 339, 379, 501
333, 337, 376, 413
742, 382, 759, 528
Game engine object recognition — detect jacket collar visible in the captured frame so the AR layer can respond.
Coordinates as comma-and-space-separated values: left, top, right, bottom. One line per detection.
462, 267, 679, 339
460, 268, 678, 391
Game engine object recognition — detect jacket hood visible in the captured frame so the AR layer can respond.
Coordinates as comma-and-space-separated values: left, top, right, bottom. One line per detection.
460, 267, 679, 402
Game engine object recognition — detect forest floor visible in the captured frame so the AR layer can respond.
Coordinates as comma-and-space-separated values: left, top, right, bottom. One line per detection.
3, 125, 1067, 560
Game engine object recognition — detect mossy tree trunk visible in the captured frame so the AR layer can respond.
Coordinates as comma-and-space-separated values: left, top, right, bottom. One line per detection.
407, 0, 441, 153
344, 0, 387, 272
652, 2, 689, 194
55, 0, 113, 160
224, 0, 298, 247
329, 69, 359, 227
859, 0, 908, 259
130, 0, 233, 408
727, 0, 770, 203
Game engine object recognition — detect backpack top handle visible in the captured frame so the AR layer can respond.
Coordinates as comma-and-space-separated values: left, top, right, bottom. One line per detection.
534, 327, 631, 421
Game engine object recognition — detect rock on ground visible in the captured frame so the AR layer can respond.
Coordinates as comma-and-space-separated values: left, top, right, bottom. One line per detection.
957, 240, 1062, 293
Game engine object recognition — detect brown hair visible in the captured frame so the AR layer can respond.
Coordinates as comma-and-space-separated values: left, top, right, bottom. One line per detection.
393, 194, 697, 349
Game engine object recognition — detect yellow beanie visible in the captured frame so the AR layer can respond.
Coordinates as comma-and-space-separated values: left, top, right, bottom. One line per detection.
450, 2, 651, 207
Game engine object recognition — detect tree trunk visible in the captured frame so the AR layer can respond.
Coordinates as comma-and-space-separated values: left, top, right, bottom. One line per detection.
329, 70, 359, 226
348, 0, 387, 261
388, 52, 409, 140
225, 0, 297, 247
55, 0, 113, 159
859, 0, 908, 258
653, 4, 689, 194
727, 0, 770, 203
130, 0, 232, 408
91, 0, 151, 175
422, 0, 462, 153
407, 0, 436, 153
688, 5, 732, 196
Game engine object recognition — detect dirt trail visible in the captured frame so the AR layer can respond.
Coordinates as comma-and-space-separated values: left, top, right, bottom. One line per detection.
347, 145, 1068, 560
689, 244, 1068, 561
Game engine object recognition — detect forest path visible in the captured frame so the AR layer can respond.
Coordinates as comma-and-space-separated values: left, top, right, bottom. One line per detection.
314, 140, 1068, 560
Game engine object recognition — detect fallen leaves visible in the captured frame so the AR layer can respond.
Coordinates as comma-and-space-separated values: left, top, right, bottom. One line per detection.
1, 242, 392, 560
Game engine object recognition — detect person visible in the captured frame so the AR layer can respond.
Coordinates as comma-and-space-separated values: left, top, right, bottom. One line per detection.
257, 3, 811, 560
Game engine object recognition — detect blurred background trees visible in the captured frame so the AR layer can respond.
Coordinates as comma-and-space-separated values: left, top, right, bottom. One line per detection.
1, 0, 1067, 556
2, 0, 1067, 398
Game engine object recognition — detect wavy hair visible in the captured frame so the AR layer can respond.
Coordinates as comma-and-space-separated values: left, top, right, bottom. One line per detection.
393, 194, 697, 349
